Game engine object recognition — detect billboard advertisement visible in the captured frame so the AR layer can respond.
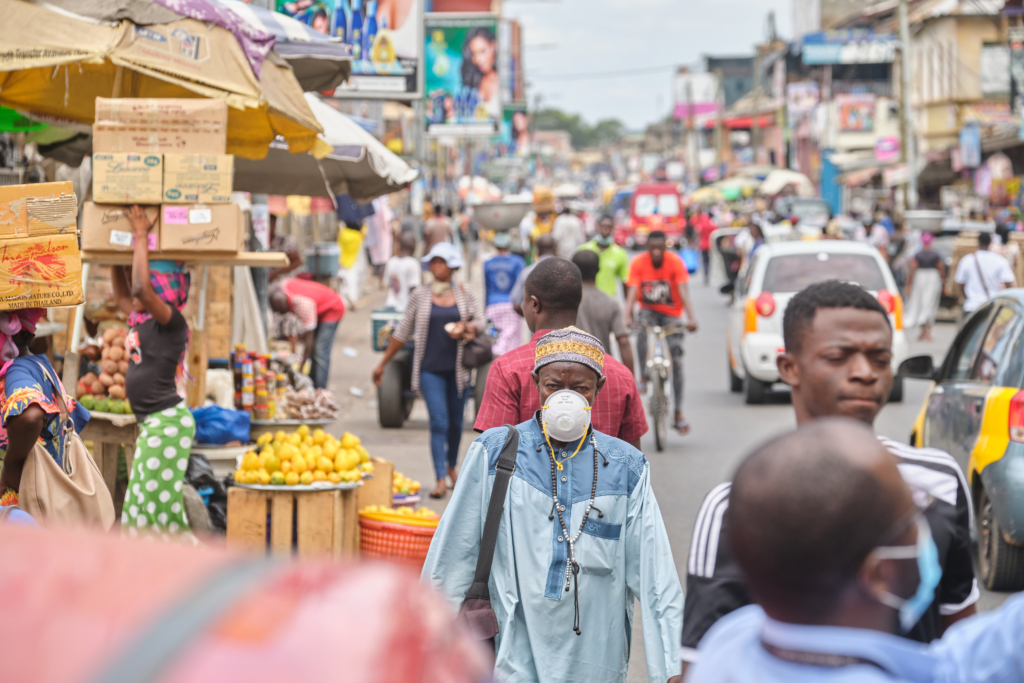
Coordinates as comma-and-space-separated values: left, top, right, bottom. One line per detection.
277, 0, 422, 98
837, 93, 875, 132
786, 81, 819, 121
424, 13, 500, 136
494, 103, 529, 156
672, 71, 719, 125
802, 30, 896, 65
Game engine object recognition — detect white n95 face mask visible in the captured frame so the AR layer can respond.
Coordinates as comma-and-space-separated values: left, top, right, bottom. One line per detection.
541, 390, 592, 442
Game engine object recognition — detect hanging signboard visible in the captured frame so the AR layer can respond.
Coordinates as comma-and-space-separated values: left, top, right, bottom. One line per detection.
423, 12, 500, 136
1011, 27, 1024, 115
277, 0, 423, 99
960, 123, 982, 169
786, 81, 819, 122
837, 94, 875, 132
802, 30, 897, 65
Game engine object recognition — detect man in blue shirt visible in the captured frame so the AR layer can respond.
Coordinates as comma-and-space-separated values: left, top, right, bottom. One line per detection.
689, 419, 1024, 683
483, 231, 526, 356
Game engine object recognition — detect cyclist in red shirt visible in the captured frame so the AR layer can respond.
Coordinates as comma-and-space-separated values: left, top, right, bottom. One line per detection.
625, 231, 698, 435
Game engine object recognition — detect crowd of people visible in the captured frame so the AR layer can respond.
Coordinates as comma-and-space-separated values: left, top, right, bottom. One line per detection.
364, 189, 1024, 682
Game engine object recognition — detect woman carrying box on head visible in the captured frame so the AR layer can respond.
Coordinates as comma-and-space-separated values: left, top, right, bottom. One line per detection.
111, 206, 195, 542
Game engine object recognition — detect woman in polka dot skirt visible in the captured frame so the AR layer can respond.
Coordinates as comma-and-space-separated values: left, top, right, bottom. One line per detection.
112, 207, 195, 541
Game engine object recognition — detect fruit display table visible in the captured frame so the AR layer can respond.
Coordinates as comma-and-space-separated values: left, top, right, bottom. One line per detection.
227, 484, 361, 558
356, 458, 394, 511
249, 418, 334, 443
81, 411, 137, 506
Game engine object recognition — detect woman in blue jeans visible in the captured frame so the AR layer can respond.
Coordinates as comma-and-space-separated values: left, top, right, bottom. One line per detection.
373, 243, 486, 498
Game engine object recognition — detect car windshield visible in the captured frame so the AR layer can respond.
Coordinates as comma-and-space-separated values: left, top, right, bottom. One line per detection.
762, 253, 887, 293
634, 193, 680, 217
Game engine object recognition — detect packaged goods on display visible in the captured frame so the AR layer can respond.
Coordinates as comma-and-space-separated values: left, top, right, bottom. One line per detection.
231, 344, 339, 421
234, 426, 373, 487
80, 202, 160, 253
0, 182, 77, 239
93, 97, 228, 155
0, 234, 83, 310
162, 154, 234, 204
159, 203, 243, 252
92, 153, 164, 204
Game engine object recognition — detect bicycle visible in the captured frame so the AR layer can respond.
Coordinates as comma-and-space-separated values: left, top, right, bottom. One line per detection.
636, 322, 687, 452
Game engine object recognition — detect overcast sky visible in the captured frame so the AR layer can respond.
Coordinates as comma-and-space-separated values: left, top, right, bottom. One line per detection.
503, 0, 793, 130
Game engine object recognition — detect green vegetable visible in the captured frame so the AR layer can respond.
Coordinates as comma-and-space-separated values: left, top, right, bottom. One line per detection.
108, 400, 125, 415
94, 398, 112, 414
123, 400, 133, 415
79, 395, 96, 411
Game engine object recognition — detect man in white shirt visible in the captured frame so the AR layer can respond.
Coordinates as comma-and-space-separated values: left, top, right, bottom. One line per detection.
954, 232, 1016, 314
552, 205, 585, 259
383, 232, 421, 311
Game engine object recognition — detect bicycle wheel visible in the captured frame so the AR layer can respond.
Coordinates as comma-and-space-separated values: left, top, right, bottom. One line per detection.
650, 372, 666, 452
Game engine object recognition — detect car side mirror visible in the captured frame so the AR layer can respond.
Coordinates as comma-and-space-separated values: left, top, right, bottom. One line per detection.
897, 355, 936, 380
719, 282, 735, 295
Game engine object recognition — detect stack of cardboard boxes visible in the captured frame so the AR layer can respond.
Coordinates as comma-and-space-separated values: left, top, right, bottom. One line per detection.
0, 182, 83, 309
83, 98, 244, 255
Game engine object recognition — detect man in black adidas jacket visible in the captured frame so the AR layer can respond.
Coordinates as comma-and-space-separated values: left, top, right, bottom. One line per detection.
680, 281, 977, 671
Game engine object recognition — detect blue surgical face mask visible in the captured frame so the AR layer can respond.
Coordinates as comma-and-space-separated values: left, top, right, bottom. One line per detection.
874, 516, 943, 632
596, 235, 613, 247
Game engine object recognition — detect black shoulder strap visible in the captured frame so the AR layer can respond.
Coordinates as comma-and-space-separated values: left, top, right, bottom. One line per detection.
465, 425, 520, 601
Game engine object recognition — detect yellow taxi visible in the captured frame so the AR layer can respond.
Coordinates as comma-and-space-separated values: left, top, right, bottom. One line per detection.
901, 294, 1024, 590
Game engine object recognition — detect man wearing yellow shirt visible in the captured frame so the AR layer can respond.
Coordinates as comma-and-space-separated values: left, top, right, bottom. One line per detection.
578, 214, 630, 298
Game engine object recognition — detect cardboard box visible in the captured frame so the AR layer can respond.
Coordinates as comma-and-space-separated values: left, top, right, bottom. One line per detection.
81, 202, 160, 252
160, 203, 243, 252
92, 97, 227, 155
93, 154, 163, 204
0, 182, 77, 239
162, 154, 233, 204
0, 234, 83, 310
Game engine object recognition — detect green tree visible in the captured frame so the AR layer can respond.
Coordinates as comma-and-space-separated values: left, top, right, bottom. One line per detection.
532, 108, 625, 149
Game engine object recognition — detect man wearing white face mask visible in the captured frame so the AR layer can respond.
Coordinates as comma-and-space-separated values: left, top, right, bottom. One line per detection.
422, 326, 684, 683
688, 419, 1024, 683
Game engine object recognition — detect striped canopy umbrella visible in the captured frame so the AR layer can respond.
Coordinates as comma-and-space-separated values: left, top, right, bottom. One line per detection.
215, 0, 353, 91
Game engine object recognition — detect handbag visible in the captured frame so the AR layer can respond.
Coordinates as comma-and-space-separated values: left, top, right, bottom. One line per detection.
458, 425, 519, 649
459, 284, 493, 369
18, 360, 115, 530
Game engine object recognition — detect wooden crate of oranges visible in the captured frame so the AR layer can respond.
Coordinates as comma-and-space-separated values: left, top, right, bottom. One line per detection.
226, 425, 373, 557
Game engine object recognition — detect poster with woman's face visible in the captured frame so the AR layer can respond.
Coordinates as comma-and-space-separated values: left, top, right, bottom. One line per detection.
278, 0, 423, 97
424, 13, 500, 136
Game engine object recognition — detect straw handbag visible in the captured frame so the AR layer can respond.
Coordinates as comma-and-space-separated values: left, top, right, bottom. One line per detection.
17, 361, 114, 530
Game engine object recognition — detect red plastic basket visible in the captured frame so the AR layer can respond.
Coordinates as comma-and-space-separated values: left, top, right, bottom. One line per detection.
359, 517, 437, 569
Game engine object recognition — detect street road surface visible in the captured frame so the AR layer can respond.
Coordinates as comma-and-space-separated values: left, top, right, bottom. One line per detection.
328, 268, 1009, 683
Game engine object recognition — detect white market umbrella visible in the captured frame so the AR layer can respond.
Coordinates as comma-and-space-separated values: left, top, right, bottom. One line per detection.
759, 169, 816, 198
233, 93, 418, 202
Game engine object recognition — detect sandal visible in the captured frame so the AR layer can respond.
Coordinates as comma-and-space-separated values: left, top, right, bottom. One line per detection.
675, 419, 691, 435
429, 486, 448, 499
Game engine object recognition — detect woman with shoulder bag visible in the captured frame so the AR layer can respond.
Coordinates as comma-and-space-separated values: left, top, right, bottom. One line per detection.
373, 243, 486, 499
0, 308, 108, 527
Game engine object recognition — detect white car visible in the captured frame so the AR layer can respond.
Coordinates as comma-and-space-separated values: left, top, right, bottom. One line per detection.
727, 240, 910, 404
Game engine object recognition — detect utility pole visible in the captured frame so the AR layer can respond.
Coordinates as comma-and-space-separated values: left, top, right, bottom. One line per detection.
714, 68, 725, 168
752, 50, 762, 162
898, 0, 919, 209
685, 75, 699, 188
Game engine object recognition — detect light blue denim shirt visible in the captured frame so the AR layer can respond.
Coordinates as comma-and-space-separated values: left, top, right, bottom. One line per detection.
422, 417, 684, 683
688, 594, 1024, 683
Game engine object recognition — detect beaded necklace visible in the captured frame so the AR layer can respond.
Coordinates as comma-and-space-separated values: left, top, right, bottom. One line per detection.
543, 427, 599, 636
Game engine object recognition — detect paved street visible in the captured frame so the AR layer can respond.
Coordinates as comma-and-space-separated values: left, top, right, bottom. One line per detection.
326, 267, 1009, 681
